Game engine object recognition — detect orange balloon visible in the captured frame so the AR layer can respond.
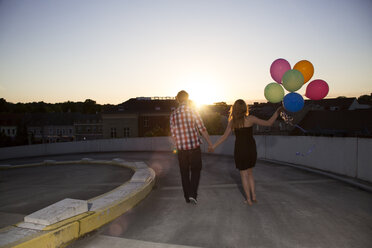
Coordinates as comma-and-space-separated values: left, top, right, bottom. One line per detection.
294, 60, 314, 83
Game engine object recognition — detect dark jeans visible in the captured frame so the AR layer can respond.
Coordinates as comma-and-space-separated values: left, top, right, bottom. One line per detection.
177, 147, 202, 201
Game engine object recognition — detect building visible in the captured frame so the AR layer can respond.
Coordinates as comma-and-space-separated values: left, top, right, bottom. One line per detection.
294, 109, 372, 137
24, 113, 103, 143
247, 97, 372, 136
74, 114, 103, 141
0, 113, 23, 139
25, 113, 76, 143
305, 97, 370, 111
102, 97, 177, 138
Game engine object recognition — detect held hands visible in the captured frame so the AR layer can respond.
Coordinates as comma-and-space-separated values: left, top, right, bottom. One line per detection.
276, 106, 284, 114
208, 144, 214, 153
274, 106, 284, 118
208, 143, 218, 153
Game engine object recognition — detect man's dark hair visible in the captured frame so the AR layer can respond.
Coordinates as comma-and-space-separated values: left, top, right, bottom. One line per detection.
176, 90, 189, 103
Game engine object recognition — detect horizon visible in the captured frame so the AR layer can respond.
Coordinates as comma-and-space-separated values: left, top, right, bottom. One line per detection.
1, 92, 371, 107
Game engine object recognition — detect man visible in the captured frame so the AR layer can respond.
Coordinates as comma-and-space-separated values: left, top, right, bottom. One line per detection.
170, 90, 213, 204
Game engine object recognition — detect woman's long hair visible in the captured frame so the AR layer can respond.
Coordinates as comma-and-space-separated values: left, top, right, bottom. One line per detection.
229, 99, 249, 130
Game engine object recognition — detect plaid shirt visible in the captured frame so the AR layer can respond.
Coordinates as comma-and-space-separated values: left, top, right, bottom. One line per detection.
170, 104, 207, 150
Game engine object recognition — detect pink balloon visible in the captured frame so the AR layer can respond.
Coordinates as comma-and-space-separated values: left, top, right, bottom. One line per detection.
305, 79, 329, 100
270, 58, 291, 84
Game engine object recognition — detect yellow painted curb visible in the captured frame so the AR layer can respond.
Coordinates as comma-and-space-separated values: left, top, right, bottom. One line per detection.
10, 222, 79, 248
42, 213, 94, 231
1, 160, 155, 248
80, 179, 155, 236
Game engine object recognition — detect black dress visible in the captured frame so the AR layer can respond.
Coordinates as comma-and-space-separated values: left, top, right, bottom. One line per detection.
234, 126, 257, 170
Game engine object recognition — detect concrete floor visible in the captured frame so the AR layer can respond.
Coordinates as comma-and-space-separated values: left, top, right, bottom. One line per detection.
75, 152, 372, 248
1, 152, 372, 248
0, 158, 133, 228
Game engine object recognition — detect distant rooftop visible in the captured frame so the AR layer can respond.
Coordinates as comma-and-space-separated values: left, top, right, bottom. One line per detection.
104, 97, 178, 114
135, 96, 175, 101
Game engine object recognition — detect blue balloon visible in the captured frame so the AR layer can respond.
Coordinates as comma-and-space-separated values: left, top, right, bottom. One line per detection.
283, 92, 304, 112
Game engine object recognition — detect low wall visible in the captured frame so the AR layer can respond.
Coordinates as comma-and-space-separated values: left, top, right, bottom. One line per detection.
357, 138, 372, 182
0, 136, 371, 183
264, 136, 358, 178
0, 137, 174, 159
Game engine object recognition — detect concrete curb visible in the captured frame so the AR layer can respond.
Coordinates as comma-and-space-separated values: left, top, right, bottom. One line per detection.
0, 159, 155, 248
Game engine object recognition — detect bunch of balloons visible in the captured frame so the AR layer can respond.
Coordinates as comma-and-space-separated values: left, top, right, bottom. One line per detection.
264, 58, 329, 112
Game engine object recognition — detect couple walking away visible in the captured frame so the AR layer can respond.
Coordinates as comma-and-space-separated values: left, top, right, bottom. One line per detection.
170, 90, 282, 205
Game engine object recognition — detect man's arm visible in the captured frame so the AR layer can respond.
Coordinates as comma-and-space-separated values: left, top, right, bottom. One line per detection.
192, 109, 213, 151
169, 113, 177, 145
200, 129, 213, 148
212, 120, 232, 150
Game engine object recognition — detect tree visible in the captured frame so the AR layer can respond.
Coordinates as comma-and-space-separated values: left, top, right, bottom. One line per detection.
201, 112, 226, 135
61, 101, 77, 112
358, 94, 372, 105
0, 98, 105, 114
0, 98, 9, 112
83, 99, 100, 114
211, 102, 230, 116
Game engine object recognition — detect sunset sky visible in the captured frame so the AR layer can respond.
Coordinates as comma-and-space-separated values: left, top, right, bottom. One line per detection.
1, 0, 371, 105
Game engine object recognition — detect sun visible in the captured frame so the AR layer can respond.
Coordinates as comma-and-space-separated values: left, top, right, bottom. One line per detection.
175, 74, 222, 108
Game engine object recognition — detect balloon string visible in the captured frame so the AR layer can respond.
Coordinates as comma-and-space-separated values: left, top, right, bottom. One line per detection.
280, 112, 307, 133
294, 124, 307, 133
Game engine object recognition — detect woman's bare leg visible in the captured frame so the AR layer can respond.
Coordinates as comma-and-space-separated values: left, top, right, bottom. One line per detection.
247, 168, 256, 202
240, 169, 252, 205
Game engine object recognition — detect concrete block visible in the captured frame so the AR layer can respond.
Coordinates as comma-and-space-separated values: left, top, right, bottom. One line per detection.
130, 169, 153, 183
17, 222, 47, 230
80, 158, 93, 163
24, 198, 88, 226
0, 164, 11, 168
43, 160, 56, 165
117, 161, 137, 169
81, 157, 93, 161
89, 182, 144, 211
0, 226, 40, 247
133, 161, 148, 169
112, 158, 126, 163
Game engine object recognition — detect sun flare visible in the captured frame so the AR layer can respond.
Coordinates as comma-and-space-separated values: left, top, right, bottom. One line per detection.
175, 74, 222, 108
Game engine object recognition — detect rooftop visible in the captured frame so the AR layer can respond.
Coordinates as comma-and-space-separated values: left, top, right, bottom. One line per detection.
1, 151, 371, 248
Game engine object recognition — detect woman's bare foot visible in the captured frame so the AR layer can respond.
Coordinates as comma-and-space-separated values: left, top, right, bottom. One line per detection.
244, 200, 253, 206
252, 194, 257, 203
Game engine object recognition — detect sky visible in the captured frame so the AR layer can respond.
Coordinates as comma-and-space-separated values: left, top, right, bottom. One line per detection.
0, 0, 371, 105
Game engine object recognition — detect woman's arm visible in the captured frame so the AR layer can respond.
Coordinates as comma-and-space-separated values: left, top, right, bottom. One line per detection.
213, 120, 233, 150
250, 107, 282, 127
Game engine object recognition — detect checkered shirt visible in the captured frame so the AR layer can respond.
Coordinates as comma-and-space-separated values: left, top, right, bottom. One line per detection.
170, 104, 207, 150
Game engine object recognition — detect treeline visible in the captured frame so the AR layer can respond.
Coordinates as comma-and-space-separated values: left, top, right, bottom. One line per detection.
0, 98, 114, 114
357, 94, 372, 105
1, 94, 370, 114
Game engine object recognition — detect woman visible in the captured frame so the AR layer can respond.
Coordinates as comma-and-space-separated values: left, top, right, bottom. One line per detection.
212, 100, 282, 205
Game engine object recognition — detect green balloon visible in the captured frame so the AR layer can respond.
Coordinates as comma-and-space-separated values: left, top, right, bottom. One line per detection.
282, 69, 304, 92
264, 82, 284, 103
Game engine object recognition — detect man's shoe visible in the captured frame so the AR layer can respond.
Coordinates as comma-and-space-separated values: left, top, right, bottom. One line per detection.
189, 197, 197, 205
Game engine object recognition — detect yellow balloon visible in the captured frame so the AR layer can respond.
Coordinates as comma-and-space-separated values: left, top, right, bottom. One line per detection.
294, 60, 314, 83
